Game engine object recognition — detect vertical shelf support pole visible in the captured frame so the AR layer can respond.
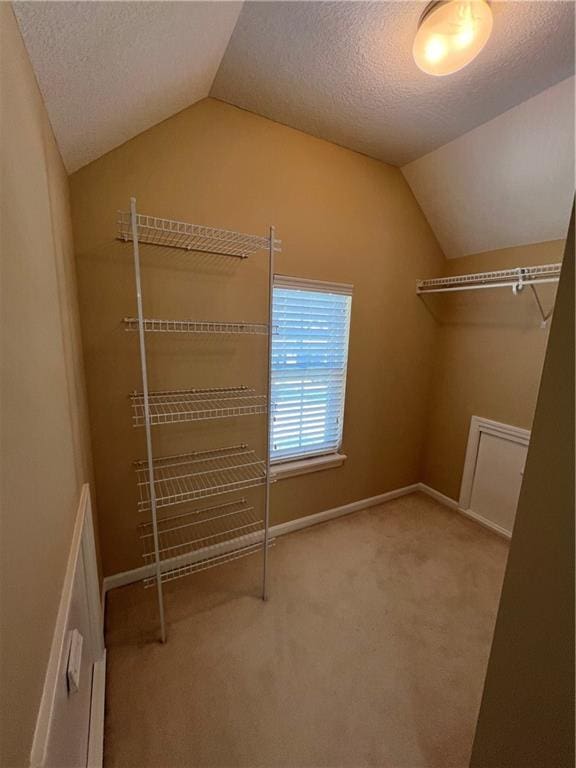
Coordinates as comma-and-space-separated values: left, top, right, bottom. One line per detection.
262, 226, 275, 601
130, 197, 167, 642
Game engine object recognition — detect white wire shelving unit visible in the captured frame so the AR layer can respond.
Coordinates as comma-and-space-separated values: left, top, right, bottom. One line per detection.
119, 197, 280, 642
417, 263, 561, 327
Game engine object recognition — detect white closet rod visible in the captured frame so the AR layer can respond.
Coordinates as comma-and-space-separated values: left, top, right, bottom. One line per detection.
416, 276, 559, 294
416, 263, 562, 327
416, 263, 561, 295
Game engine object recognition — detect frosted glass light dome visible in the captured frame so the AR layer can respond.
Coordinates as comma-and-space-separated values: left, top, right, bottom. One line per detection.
413, 0, 494, 76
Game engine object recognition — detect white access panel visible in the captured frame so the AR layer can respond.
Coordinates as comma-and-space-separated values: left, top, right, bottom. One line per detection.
469, 431, 528, 534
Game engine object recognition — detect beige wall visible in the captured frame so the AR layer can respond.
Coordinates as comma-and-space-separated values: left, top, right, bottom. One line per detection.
421, 239, 565, 501
470, 214, 574, 767
69, 97, 446, 577
0, 6, 95, 765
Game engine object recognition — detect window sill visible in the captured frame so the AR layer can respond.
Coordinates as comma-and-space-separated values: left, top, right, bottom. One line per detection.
271, 453, 347, 481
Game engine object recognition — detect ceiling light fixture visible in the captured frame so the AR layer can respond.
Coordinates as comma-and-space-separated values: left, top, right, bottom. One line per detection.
413, 0, 493, 76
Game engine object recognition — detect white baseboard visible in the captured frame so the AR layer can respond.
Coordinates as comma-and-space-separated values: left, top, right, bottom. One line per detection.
87, 651, 106, 768
103, 563, 151, 592
417, 483, 460, 510
270, 484, 421, 537
454, 505, 512, 539
102, 483, 421, 593
102, 481, 511, 594
418, 483, 512, 540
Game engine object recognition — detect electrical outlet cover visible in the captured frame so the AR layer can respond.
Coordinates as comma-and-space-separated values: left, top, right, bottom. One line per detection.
67, 629, 83, 694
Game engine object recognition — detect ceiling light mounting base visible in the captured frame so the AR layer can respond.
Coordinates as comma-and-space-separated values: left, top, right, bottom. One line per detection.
418, 1, 448, 29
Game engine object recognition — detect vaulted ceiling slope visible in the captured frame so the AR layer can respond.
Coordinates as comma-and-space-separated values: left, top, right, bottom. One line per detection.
14, 1, 575, 173
212, 1, 575, 166
402, 77, 575, 259
13, 1, 242, 172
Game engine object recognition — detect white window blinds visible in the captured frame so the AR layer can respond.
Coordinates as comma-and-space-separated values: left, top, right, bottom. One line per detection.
271, 276, 353, 463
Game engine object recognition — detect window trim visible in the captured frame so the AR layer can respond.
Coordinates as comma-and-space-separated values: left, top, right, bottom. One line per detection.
274, 274, 354, 296
271, 452, 347, 481
270, 275, 353, 475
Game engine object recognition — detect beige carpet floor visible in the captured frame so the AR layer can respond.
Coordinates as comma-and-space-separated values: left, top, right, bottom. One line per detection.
103, 492, 508, 768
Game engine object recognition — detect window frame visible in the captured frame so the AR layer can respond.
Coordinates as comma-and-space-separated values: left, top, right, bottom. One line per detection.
270, 274, 353, 476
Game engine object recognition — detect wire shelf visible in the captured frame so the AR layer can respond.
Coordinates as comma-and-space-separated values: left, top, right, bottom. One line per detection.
417, 263, 562, 294
118, 210, 281, 259
143, 539, 273, 587
135, 444, 267, 511
123, 317, 270, 335
140, 498, 262, 562
130, 386, 267, 427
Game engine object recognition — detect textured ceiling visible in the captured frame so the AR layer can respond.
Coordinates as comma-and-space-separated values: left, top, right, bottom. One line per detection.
14, 1, 575, 171
12, 0, 575, 256
402, 77, 575, 258
212, 1, 575, 166
13, 1, 242, 172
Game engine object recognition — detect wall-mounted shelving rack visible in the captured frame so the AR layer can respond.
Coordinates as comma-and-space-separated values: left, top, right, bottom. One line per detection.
417, 263, 562, 326
119, 197, 280, 642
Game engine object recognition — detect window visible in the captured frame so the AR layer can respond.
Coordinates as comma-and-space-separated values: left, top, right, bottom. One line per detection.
271, 276, 352, 464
